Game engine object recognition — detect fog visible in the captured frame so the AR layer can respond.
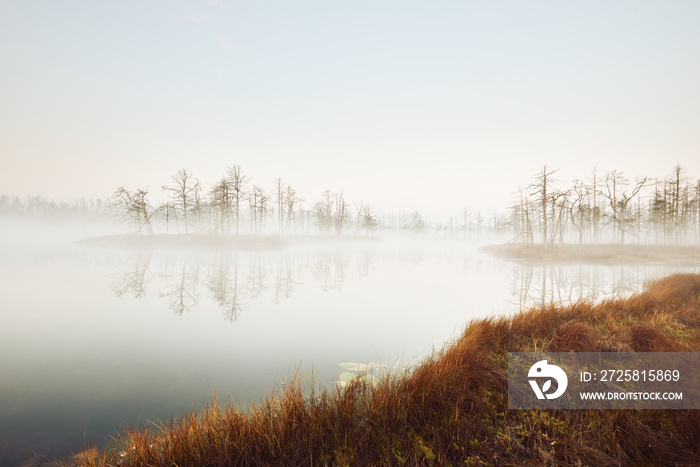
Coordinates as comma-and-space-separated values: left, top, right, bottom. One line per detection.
3, 1, 700, 463
2, 213, 700, 465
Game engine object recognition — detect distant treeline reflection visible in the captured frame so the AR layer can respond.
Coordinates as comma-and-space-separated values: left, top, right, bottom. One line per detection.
112, 248, 700, 321
112, 249, 375, 320
506, 261, 700, 310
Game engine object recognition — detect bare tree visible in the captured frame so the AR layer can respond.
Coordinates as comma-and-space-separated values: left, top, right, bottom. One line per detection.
275, 177, 284, 234
360, 204, 378, 235
403, 211, 426, 234
284, 184, 302, 234
588, 168, 601, 243
528, 166, 558, 247
333, 190, 349, 235
209, 178, 232, 235
603, 170, 649, 243
111, 186, 154, 235
313, 190, 333, 234
248, 185, 267, 234
550, 189, 569, 245
506, 164, 699, 245
160, 201, 179, 234
569, 179, 588, 244
650, 178, 667, 244
667, 164, 690, 243
355, 201, 365, 235
162, 169, 201, 234
226, 165, 248, 235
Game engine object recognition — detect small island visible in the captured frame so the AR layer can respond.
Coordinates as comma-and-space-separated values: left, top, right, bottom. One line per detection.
482, 242, 700, 265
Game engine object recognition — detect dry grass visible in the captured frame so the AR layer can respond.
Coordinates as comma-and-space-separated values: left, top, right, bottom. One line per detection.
78, 274, 700, 466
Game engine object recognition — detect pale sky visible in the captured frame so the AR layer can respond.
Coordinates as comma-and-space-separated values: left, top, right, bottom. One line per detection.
1, 1, 699, 218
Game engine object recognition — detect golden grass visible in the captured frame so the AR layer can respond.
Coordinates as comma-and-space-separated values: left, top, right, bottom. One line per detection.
78, 274, 700, 466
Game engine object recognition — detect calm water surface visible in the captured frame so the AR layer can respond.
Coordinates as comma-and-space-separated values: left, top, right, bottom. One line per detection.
1, 233, 699, 465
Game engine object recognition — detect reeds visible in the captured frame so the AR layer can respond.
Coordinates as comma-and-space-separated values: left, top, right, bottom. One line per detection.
82, 273, 700, 466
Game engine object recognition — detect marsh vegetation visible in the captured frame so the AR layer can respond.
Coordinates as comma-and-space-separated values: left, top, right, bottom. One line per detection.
74, 274, 700, 466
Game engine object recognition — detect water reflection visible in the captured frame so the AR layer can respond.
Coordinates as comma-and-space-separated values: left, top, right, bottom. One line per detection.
506, 261, 700, 310
111, 251, 151, 299
5, 239, 700, 466
207, 253, 245, 320
111, 247, 376, 322
160, 255, 201, 315
112, 246, 700, 324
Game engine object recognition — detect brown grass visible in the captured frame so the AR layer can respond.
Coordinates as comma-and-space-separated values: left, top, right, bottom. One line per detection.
79, 274, 700, 466
550, 320, 600, 352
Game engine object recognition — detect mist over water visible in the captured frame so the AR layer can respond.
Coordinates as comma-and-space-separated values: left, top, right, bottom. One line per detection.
2, 0, 699, 462
1, 222, 700, 465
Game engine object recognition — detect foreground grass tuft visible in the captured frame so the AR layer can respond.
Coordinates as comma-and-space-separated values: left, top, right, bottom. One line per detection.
82, 274, 700, 466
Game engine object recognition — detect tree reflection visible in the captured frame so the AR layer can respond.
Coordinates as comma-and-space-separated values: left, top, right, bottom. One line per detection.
112, 248, 358, 318
246, 253, 267, 299
207, 253, 244, 322
274, 253, 301, 304
353, 249, 374, 280
507, 262, 693, 310
159, 255, 200, 315
112, 252, 152, 298
312, 250, 346, 292
111, 246, 700, 322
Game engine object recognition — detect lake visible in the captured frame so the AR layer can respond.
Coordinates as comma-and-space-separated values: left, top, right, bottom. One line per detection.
2, 230, 699, 466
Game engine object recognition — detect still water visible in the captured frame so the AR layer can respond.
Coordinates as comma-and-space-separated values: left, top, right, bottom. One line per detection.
1, 234, 699, 465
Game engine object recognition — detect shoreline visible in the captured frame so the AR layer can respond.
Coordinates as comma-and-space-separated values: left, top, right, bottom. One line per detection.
481, 242, 700, 265
75, 273, 700, 466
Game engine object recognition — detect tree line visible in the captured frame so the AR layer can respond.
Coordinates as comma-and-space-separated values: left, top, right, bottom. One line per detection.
9, 163, 695, 244
111, 166, 446, 237
0, 194, 108, 219
0, 184, 502, 238
510, 164, 700, 245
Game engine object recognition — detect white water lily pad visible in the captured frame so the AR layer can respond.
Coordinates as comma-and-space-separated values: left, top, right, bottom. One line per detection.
358, 374, 380, 384
337, 361, 389, 388
335, 372, 381, 388
338, 362, 387, 373
358, 362, 387, 372
338, 372, 358, 382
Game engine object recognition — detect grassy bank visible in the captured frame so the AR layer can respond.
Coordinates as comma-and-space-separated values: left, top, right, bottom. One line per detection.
80, 274, 700, 466
482, 242, 700, 265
